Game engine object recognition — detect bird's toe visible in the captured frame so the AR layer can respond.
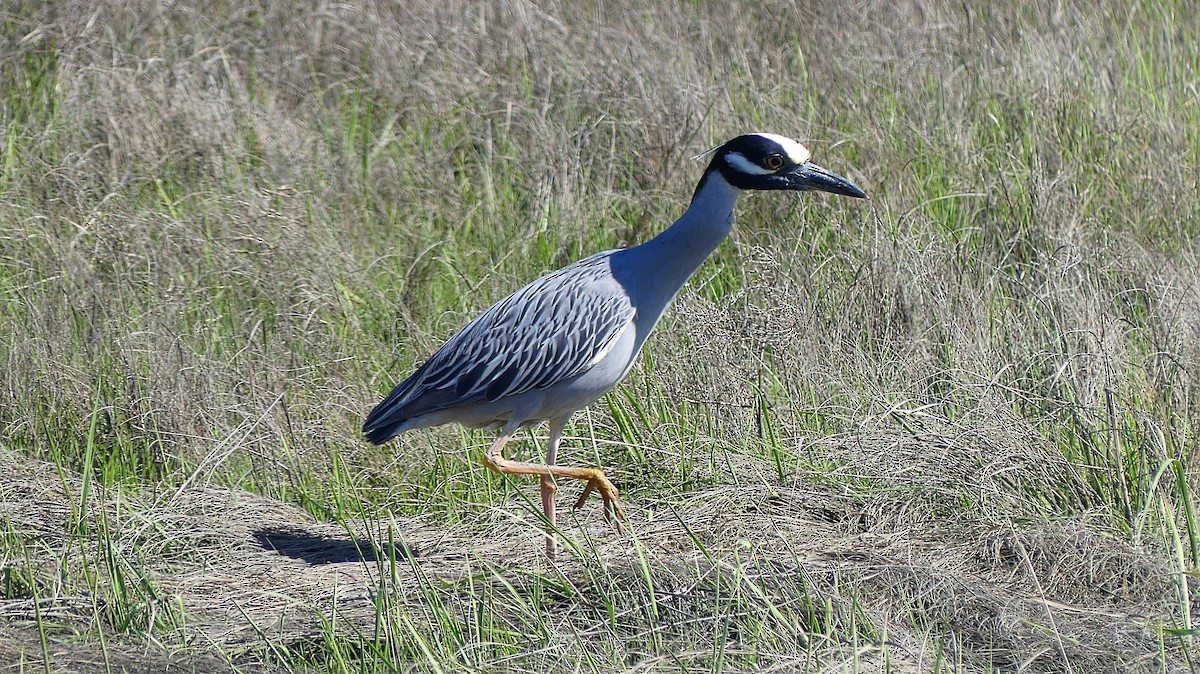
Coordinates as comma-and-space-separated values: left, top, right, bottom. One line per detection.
573, 473, 626, 532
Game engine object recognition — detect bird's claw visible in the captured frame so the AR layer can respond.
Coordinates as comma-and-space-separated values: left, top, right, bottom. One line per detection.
574, 473, 627, 532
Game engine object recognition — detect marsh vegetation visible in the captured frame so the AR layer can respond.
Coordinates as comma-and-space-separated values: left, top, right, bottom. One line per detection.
1, 1, 1198, 671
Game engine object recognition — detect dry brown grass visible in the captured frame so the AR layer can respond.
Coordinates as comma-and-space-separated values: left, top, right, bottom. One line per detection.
0, 439, 1189, 672
2, 0, 1199, 671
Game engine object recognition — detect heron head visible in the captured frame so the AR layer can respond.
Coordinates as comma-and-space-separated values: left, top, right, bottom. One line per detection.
699, 132, 866, 199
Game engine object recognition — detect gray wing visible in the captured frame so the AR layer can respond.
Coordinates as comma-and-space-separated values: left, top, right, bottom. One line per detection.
363, 251, 634, 441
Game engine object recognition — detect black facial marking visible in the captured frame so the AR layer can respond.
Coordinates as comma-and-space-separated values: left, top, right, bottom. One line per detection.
717, 135, 794, 185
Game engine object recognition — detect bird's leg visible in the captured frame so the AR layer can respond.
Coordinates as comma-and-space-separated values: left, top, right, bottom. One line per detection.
540, 418, 567, 559
574, 477, 626, 527
483, 423, 627, 544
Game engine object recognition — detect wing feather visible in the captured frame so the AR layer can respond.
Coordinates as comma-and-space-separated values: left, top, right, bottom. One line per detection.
363, 251, 634, 439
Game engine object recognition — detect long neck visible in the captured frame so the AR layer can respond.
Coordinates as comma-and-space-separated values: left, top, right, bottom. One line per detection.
623, 170, 742, 302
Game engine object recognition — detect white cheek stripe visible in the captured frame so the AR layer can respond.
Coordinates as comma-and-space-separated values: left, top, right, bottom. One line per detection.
753, 132, 811, 164
725, 151, 774, 175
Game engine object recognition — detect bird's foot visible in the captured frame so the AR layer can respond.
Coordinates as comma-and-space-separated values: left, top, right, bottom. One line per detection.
574, 472, 627, 532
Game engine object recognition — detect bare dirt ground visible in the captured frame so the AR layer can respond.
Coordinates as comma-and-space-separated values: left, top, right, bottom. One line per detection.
3, 437, 1189, 673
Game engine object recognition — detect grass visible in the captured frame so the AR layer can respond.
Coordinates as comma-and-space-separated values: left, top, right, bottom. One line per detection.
1, 0, 1199, 671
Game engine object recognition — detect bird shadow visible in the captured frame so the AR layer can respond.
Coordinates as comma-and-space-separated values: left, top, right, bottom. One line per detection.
252, 526, 414, 565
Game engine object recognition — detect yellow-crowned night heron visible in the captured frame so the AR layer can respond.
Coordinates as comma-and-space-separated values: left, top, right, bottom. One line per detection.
365, 133, 866, 557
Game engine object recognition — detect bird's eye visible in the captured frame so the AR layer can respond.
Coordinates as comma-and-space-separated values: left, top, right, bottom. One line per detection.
765, 154, 784, 171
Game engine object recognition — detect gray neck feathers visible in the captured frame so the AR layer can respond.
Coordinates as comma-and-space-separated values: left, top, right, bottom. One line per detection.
617, 170, 743, 324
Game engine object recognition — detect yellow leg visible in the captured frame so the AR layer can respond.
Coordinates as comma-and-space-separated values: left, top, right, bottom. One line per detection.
540, 418, 566, 559
483, 420, 627, 560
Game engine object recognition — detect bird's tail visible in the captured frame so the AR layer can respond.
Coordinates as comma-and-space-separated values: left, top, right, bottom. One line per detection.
362, 376, 421, 444
362, 418, 407, 445
363, 368, 464, 444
